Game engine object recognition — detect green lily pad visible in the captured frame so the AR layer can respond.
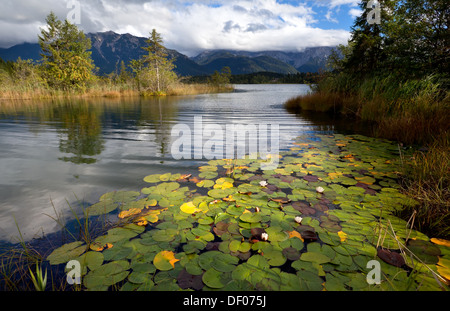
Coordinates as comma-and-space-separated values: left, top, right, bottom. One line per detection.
202, 268, 229, 288
143, 174, 161, 183
300, 252, 331, 264
239, 211, 262, 223
263, 249, 287, 266
47, 241, 86, 265
83, 260, 130, 289
86, 200, 118, 216
99, 190, 140, 202
76, 251, 104, 272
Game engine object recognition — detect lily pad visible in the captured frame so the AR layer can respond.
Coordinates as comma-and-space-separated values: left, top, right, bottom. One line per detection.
203, 267, 229, 289
300, 252, 331, 264
47, 241, 86, 265
83, 260, 130, 289
153, 251, 179, 271
239, 211, 262, 223
86, 200, 118, 216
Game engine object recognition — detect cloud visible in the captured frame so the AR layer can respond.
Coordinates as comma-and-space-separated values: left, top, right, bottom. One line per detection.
348, 8, 363, 18
0, 0, 353, 55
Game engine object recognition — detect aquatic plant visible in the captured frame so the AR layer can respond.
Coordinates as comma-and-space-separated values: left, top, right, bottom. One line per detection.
45, 133, 450, 291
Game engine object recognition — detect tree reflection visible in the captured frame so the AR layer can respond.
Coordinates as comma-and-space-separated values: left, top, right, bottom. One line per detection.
58, 101, 104, 164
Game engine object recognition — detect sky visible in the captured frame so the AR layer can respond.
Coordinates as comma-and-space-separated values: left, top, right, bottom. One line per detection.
0, 0, 363, 56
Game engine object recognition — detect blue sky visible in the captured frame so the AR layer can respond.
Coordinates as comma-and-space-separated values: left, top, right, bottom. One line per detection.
0, 0, 363, 56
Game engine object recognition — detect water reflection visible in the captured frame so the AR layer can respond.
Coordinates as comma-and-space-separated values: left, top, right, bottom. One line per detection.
58, 102, 104, 164
0, 85, 315, 242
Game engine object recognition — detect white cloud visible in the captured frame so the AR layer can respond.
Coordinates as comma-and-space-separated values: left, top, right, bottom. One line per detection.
349, 8, 363, 18
0, 0, 352, 55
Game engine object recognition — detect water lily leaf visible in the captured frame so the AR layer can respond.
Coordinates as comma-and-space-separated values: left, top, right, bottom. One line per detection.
47, 241, 86, 265
100, 191, 140, 203
288, 230, 304, 241
153, 251, 179, 271
436, 257, 450, 284
239, 211, 262, 223
199, 171, 218, 179
300, 252, 331, 264
247, 254, 270, 270
118, 208, 142, 219
128, 271, 151, 284
196, 179, 215, 188
77, 251, 104, 272
177, 269, 204, 290
338, 231, 348, 242
143, 174, 161, 183
354, 176, 376, 185
300, 230, 318, 242
377, 248, 405, 267
159, 173, 171, 181
214, 180, 234, 189
211, 253, 239, 272
180, 201, 202, 214
406, 239, 440, 264
282, 247, 301, 261
430, 238, 450, 247
263, 249, 286, 266
83, 260, 130, 289
303, 175, 319, 182
86, 200, 118, 216
203, 268, 229, 289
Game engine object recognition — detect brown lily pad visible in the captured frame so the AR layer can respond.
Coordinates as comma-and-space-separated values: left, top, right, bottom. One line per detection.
282, 247, 301, 261
313, 203, 328, 212
292, 202, 316, 215
303, 175, 319, 182
377, 248, 405, 267
300, 230, 318, 242
269, 197, 292, 204
177, 269, 204, 290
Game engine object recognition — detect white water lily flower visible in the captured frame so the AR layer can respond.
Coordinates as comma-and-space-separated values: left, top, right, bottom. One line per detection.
261, 232, 269, 241
295, 216, 303, 224
259, 180, 268, 187
316, 186, 324, 193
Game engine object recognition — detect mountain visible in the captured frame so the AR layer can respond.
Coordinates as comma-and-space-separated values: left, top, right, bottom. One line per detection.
0, 42, 42, 62
0, 31, 335, 76
192, 47, 336, 73
193, 51, 298, 75
87, 31, 208, 76
0, 31, 209, 76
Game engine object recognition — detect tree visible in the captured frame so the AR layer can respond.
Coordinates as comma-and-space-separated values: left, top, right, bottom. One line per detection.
338, 0, 449, 78
140, 29, 177, 95
209, 66, 232, 88
38, 12, 95, 90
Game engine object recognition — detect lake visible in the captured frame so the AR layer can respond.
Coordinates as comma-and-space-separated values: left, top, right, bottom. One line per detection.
0, 84, 369, 244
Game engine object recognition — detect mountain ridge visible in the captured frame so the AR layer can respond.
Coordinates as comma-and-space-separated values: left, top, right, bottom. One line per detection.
0, 31, 335, 76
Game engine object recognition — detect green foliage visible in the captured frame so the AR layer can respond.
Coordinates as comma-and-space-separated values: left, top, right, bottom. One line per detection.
341, 0, 449, 78
45, 133, 450, 291
135, 29, 178, 95
38, 12, 95, 91
28, 261, 47, 291
208, 66, 231, 88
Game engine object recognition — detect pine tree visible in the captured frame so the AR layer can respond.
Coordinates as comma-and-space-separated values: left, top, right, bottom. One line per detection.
140, 29, 177, 95
38, 12, 95, 91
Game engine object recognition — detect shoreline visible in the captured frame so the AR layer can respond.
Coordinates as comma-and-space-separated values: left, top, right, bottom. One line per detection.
0, 83, 234, 101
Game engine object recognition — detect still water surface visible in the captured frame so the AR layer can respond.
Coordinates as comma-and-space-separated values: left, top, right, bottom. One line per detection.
0, 84, 369, 244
